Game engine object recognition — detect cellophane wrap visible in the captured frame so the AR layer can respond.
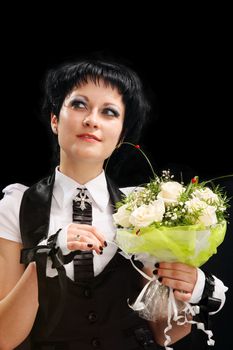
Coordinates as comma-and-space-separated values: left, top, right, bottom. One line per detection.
115, 222, 226, 348
116, 222, 226, 267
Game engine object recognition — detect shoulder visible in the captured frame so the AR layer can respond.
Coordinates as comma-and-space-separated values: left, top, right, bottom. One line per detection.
0, 183, 28, 212
1, 183, 29, 203
2, 183, 28, 196
0, 183, 28, 243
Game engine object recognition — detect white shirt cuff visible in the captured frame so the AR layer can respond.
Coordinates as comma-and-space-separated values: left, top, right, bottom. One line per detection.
189, 268, 228, 314
38, 226, 70, 255
189, 268, 205, 304
56, 225, 71, 255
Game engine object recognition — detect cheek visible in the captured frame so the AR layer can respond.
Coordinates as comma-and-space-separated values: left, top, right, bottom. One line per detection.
58, 116, 78, 138
109, 121, 123, 139
57, 124, 75, 148
108, 127, 123, 146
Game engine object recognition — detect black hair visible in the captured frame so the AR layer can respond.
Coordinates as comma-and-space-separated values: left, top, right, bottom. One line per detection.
42, 58, 151, 144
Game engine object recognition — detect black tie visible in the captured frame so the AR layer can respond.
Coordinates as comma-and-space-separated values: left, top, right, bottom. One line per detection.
73, 188, 94, 282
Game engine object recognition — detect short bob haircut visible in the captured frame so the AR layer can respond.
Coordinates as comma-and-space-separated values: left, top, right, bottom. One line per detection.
42, 58, 151, 144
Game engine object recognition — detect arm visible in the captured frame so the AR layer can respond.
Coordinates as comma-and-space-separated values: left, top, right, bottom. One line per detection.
0, 238, 39, 350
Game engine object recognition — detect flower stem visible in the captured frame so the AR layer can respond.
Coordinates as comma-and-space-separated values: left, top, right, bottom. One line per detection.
205, 174, 233, 184
105, 142, 157, 179
123, 142, 157, 179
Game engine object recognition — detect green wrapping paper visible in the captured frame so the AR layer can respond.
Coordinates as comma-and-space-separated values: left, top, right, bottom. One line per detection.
115, 221, 227, 267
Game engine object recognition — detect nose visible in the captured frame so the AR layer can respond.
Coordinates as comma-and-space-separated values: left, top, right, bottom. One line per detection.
83, 110, 99, 129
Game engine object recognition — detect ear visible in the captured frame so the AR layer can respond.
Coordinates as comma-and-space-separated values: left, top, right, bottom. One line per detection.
51, 114, 58, 134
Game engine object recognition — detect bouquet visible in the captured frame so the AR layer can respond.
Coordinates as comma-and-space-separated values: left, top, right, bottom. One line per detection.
113, 167, 230, 349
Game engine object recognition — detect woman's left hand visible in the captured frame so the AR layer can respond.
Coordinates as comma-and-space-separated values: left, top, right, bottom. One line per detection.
154, 262, 197, 302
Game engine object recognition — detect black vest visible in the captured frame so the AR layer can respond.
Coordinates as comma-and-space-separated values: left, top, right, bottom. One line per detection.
17, 174, 159, 350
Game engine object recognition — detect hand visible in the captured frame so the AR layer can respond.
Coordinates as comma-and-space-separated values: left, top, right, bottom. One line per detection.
66, 223, 107, 255
154, 262, 197, 302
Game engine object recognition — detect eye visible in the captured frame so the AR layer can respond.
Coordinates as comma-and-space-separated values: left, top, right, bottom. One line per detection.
70, 99, 87, 110
102, 108, 120, 117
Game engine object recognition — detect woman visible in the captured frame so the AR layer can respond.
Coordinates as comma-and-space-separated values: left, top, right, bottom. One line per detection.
0, 58, 227, 349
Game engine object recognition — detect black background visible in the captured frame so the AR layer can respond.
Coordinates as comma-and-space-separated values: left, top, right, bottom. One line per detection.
0, 9, 232, 348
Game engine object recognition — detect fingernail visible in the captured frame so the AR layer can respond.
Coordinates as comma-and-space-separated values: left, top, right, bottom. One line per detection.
104, 241, 108, 247
99, 246, 103, 251
158, 277, 162, 282
153, 269, 158, 275
99, 251, 103, 255
154, 262, 159, 268
87, 243, 93, 248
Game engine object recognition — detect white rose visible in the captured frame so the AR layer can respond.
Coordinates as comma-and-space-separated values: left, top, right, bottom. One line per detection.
129, 199, 165, 227
193, 188, 219, 203
113, 204, 131, 228
185, 197, 217, 226
198, 205, 218, 226
151, 198, 166, 221
157, 181, 184, 205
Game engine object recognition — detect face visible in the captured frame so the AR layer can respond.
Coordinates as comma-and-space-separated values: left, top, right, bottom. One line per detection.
51, 79, 125, 168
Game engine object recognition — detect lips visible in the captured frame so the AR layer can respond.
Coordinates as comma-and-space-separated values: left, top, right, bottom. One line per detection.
77, 133, 101, 141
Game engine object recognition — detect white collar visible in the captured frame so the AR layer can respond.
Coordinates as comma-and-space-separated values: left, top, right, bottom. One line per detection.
53, 167, 110, 212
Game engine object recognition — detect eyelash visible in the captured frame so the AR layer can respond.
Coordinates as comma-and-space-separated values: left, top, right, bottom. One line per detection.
103, 108, 119, 117
70, 100, 119, 117
70, 100, 86, 109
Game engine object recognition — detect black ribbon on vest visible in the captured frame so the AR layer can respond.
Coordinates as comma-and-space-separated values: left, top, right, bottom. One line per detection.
19, 173, 124, 337
20, 232, 68, 336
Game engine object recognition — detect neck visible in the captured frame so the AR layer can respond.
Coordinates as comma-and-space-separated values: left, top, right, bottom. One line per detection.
59, 159, 104, 185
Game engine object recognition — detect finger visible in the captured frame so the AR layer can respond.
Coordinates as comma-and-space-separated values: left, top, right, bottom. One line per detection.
88, 226, 106, 246
71, 223, 105, 240
68, 234, 103, 254
68, 241, 96, 252
159, 277, 194, 294
173, 289, 192, 302
157, 268, 197, 284
158, 262, 194, 273
68, 228, 103, 249
68, 229, 99, 243
68, 224, 106, 246
69, 241, 103, 255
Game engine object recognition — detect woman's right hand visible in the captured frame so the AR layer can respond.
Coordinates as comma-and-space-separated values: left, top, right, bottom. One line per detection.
66, 223, 107, 254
